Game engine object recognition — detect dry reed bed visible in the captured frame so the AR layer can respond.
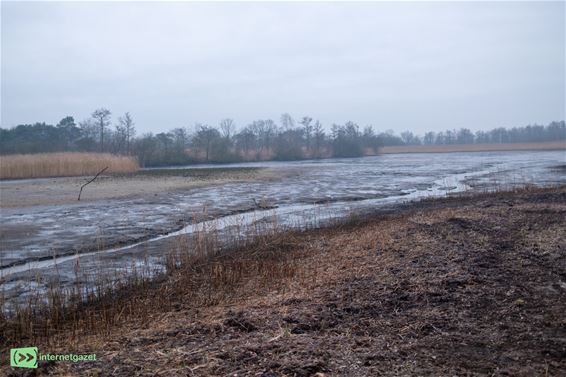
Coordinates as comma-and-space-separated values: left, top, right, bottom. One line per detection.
0, 215, 307, 348
0, 152, 139, 179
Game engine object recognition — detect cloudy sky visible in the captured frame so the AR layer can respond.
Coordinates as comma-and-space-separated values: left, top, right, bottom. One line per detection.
1, 1, 564, 134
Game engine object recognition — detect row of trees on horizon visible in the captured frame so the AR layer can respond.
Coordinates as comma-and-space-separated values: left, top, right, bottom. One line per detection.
1, 109, 564, 167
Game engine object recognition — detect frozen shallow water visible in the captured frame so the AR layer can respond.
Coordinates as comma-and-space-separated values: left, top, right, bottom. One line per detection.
1, 150, 564, 299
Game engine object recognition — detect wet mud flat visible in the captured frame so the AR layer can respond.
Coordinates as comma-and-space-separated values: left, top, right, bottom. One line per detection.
15, 186, 565, 377
0, 166, 294, 268
1, 151, 565, 305
0, 166, 270, 208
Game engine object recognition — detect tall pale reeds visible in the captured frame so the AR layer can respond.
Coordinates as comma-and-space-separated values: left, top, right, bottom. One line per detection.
0, 152, 139, 179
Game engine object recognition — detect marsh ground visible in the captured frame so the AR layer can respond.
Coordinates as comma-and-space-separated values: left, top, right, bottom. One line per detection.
0, 167, 273, 208
2, 151, 564, 276
4, 186, 565, 377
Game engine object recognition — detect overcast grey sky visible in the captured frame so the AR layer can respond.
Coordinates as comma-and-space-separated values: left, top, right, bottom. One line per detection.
1, 1, 564, 134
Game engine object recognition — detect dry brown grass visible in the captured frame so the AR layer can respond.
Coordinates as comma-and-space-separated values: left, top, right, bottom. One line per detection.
2, 185, 563, 376
0, 185, 538, 348
0, 212, 304, 348
0, 152, 139, 179
1, 186, 565, 376
380, 141, 566, 154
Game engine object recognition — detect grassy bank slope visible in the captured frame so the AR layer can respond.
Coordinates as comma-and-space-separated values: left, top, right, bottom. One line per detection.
3, 187, 565, 376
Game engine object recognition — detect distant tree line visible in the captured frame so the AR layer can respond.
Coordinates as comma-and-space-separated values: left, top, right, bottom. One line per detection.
1, 109, 564, 167
406, 122, 566, 146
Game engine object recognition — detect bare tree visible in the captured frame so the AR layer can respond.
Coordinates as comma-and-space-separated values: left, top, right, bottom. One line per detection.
118, 112, 135, 154
219, 118, 235, 139
423, 131, 436, 145
262, 119, 277, 154
114, 122, 127, 153
171, 127, 189, 155
280, 113, 295, 130
79, 118, 97, 140
91, 108, 111, 152
193, 124, 221, 162
400, 131, 416, 145
313, 120, 325, 158
234, 128, 256, 158
300, 116, 313, 152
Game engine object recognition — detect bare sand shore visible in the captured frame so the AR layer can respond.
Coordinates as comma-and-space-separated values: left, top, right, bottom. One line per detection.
0, 167, 290, 208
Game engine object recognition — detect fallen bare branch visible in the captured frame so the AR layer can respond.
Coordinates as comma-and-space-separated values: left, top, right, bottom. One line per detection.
78, 166, 109, 201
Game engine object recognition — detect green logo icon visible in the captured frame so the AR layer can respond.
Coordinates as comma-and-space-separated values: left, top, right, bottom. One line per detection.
10, 347, 38, 369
